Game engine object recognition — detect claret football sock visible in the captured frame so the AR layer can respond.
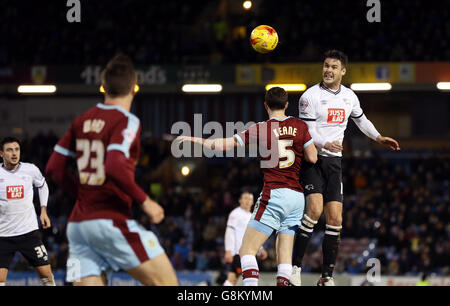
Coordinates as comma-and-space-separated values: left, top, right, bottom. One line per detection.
277, 264, 292, 286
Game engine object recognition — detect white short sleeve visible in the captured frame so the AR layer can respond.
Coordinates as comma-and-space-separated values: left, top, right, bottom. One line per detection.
226, 211, 238, 229
299, 92, 317, 121
350, 92, 364, 119
31, 164, 46, 188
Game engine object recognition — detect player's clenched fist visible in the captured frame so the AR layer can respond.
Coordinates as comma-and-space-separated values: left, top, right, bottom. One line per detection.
141, 197, 165, 224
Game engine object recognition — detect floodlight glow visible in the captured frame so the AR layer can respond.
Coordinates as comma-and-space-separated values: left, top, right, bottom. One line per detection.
437, 82, 450, 90
265, 84, 307, 92
182, 84, 223, 93
17, 85, 57, 94
350, 83, 392, 91
181, 166, 190, 176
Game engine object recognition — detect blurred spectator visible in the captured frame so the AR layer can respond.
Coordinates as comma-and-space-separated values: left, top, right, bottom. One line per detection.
173, 237, 190, 266
387, 257, 401, 275
347, 258, 362, 275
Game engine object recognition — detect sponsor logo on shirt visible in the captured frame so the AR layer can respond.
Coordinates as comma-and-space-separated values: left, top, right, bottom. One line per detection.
7, 185, 24, 199
327, 109, 345, 124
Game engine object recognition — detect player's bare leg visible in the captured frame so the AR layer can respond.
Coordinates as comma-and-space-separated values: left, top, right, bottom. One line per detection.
275, 233, 295, 286
291, 193, 322, 285
225, 271, 238, 286
125, 252, 178, 286
305, 194, 325, 221
0, 268, 8, 286
239, 226, 270, 286
319, 201, 343, 286
35, 264, 55, 286
73, 273, 107, 286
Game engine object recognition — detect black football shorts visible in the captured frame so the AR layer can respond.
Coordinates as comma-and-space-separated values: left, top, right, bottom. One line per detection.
301, 156, 343, 203
0, 230, 50, 268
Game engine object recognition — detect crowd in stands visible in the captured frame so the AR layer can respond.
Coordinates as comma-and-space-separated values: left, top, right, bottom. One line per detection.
1, 0, 448, 66
8, 132, 449, 280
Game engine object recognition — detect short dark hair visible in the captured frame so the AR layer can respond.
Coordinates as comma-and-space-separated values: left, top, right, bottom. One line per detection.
324, 50, 348, 68
265, 87, 288, 111
1, 137, 21, 150
101, 53, 137, 98
240, 191, 252, 197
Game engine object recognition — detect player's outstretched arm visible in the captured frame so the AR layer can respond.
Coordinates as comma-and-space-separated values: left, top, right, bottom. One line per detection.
376, 135, 401, 151
207, 137, 238, 151
176, 136, 238, 152
352, 114, 400, 150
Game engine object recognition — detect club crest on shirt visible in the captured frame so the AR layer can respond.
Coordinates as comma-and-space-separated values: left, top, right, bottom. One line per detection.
300, 100, 309, 111
7, 185, 24, 199
122, 128, 137, 143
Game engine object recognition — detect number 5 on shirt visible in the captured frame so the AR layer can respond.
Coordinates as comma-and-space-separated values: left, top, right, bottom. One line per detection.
278, 139, 295, 169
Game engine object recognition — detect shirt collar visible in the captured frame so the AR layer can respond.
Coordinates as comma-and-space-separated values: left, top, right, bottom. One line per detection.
320, 82, 341, 95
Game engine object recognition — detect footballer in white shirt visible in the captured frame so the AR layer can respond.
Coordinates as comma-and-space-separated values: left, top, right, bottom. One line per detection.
0, 137, 55, 286
222, 192, 267, 286
291, 50, 400, 286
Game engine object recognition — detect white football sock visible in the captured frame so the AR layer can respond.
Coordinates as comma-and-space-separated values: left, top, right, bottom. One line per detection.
240, 255, 259, 286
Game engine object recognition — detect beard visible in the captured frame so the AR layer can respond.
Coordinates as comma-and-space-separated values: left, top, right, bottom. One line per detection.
5, 158, 19, 167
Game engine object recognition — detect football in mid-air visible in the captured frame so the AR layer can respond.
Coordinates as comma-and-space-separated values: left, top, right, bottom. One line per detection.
250, 25, 278, 54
